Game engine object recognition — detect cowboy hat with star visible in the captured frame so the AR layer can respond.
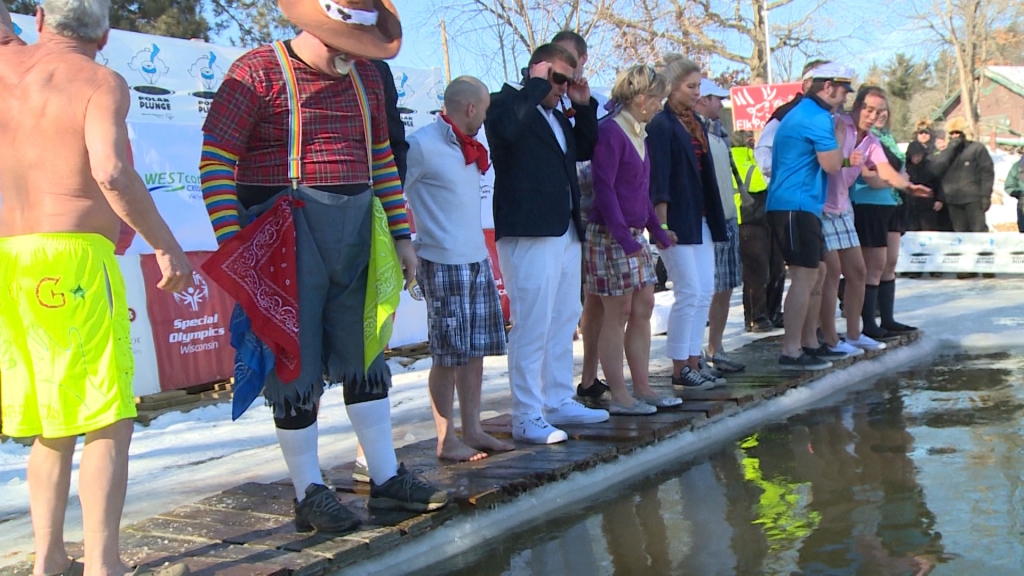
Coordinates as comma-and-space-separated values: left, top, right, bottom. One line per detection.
278, 0, 402, 60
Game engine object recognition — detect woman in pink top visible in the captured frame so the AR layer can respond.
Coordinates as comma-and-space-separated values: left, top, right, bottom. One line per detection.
585, 65, 677, 414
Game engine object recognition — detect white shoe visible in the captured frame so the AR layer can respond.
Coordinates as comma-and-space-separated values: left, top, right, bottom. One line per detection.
512, 416, 568, 444
544, 399, 610, 425
846, 334, 887, 351
829, 339, 865, 358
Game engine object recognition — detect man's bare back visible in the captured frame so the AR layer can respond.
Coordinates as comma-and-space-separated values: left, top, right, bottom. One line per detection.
0, 39, 127, 242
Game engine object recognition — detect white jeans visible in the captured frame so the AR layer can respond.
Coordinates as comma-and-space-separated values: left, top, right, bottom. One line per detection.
497, 228, 582, 421
661, 219, 715, 360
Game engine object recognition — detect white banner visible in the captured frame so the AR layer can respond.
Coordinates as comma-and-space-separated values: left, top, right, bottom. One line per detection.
897, 232, 1024, 273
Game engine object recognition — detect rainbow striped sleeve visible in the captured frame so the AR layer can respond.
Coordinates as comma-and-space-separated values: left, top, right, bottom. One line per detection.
199, 134, 242, 244
371, 139, 410, 237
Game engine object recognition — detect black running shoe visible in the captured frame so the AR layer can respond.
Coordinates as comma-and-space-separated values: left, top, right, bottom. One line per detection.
779, 353, 832, 371
294, 484, 361, 533
576, 378, 609, 400
882, 322, 917, 333
369, 464, 449, 512
803, 344, 848, 361
747, 318, 774, 333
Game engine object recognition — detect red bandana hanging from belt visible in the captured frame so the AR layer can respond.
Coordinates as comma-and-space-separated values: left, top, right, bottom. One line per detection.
440, 113, 490, 173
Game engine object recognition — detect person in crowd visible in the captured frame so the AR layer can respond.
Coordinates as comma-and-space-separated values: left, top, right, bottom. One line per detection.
1006, 156, 1024, 233
0, 1, 194, 574
752, 62, 830, 327
550, 30, 612, 405
928, 116, 995, 233
648, 55, 729, 389
200, 0, 449, 532
848, 87, 931, 338
404, 77, 515, 460
694, 78, 746, 374
485, 43, 607, 445
914, 120, 934, 148
818, 104, 888, 360
765, 63, 855, 371
586, 64, 680, 414
731, 131, 781, 333
754, 59, 831, 182
905, 140, 945, 231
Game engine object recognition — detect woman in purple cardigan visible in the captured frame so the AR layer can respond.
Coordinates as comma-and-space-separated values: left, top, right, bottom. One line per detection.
585, 65, 679, 414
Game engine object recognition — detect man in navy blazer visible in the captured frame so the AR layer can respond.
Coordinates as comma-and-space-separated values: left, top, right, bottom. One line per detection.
485, 42, 608, 445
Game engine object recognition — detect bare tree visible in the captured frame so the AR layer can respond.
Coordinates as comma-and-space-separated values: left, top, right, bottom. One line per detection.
591, 0, 835, 84
915, 0, 1013, 135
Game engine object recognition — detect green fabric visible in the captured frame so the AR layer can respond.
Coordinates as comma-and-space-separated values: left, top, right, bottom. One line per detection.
1006, 161, 1023, 198
871, 127, 905, 163
363, 196, 402, 372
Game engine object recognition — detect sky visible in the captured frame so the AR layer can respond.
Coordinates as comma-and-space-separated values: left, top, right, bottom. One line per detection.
373, 0, 940, 90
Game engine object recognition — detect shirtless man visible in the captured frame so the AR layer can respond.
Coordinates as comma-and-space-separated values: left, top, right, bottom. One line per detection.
0, 2, 192, 575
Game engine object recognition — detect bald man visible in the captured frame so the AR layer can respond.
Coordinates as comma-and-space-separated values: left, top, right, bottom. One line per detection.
404, 76, 515, 462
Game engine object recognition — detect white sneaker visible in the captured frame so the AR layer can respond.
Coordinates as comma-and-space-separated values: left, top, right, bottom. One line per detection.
513, 416, 568, 444
544, 399, 610, 425
829, 339, 864, 358
846, 334, 887, 351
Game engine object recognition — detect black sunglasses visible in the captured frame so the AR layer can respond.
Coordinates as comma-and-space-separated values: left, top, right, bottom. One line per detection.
551, 72, 573, 86
949, 131, 964, 136
917, 130, 930, 134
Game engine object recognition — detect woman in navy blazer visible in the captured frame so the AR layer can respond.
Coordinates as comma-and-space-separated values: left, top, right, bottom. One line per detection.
647, 55, 728, 389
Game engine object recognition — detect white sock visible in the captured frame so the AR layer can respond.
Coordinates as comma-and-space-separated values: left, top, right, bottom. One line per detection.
275, 423, 324, 502
345, 398, 399, 485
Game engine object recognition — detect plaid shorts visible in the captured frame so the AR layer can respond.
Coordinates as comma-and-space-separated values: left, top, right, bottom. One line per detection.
584, 222, 656, 296
822, 210, 860, 251
417, 258, 507, 367
713, 218, 742, 293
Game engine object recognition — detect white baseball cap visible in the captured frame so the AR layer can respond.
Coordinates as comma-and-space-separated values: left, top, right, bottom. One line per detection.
802, 63, 855, 90
700, 78, 730, 99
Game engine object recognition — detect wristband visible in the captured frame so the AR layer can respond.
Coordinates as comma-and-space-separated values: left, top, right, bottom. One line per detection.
842, 157, 851, 167
660, 223, 670, 230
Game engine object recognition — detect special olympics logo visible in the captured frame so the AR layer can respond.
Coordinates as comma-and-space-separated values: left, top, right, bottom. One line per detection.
187, 51, 223, 98
128, 43, 172, 95
173, 271, 208, 312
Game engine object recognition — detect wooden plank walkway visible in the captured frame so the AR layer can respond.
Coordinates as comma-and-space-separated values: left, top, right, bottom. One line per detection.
0, 331, 922, 576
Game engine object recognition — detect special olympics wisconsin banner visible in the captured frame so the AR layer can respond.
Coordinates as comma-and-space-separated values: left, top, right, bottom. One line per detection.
897, 232, 1024, 273
140, 252, 235, 391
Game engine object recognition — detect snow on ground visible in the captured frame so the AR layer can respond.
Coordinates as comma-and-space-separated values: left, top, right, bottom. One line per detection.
987, 150, 1021, 230
5, 276, 1024, 566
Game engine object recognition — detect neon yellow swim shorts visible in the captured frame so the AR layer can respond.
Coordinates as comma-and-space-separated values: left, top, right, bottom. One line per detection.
0, 233, 135, 438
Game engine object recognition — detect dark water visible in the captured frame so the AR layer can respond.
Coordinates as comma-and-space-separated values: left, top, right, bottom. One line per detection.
417, 352, 1024, 576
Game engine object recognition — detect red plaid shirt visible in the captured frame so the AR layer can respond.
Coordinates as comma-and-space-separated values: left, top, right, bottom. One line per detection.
202, 44, 386, 186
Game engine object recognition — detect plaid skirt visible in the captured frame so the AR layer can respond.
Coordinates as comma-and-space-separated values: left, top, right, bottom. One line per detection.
713, 218, 742, 293
822, 210, 860, 251
584, 222, 657, 296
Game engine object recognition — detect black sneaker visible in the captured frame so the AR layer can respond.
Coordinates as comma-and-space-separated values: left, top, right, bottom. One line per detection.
672, 367, 714, 390
779, 353, 832, 371
862, 326, 899, 341
294, 484, 361, 533
576, 378, 609, 400
747, 318, 774, 333
369, 464, 449, 512
351, 460, 369, 484
803, 344, 848, 361
882, 322, 917, 333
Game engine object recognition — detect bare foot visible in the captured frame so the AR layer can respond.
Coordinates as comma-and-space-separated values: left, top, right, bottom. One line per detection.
464, 431, 515, 453
438, 437, 487, 462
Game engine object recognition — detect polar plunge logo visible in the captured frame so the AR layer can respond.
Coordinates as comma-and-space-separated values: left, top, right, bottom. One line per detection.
188, 51, 223, 99
128, 43, 172, 95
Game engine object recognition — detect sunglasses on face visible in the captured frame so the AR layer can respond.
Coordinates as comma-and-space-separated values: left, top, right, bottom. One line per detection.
917, 130, 930, 134
949, 131, 964, 137
550, 72, 573, 86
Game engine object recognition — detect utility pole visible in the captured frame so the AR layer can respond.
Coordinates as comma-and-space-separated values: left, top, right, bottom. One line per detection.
440, 18, 452, 84
764, 0, 773, 83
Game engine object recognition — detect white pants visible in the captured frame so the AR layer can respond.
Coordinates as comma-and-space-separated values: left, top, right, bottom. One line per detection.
497, 228, 582, 421
661, 219, 715, 360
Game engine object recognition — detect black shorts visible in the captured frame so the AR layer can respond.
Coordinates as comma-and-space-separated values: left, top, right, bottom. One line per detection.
768, 210, 825, 269
853, 204, 901, 248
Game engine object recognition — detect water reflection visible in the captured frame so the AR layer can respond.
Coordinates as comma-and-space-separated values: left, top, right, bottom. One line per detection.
424, 353, 1024, 576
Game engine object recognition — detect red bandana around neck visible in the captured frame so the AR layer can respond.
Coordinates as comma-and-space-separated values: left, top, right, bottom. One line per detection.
441, 113, 490, 173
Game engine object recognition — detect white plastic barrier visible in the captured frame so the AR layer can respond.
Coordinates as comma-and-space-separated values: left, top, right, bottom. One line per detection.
896, 232, 1024, 273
